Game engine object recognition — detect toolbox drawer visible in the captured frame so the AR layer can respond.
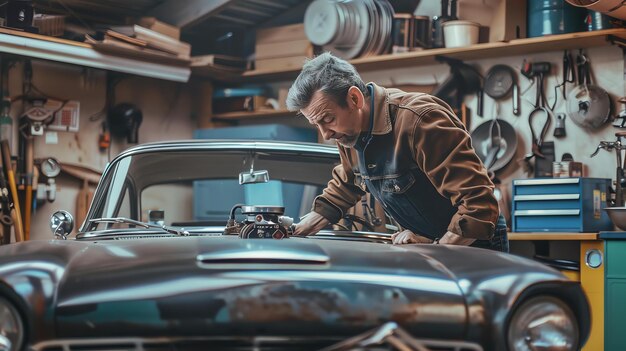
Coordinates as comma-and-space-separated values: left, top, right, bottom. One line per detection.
512, 178, 612, 232
514, 194, 581, 210
513, 178, 582, 195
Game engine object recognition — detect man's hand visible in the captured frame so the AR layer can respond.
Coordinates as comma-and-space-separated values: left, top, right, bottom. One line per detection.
391, 230, 433, 245
438, 231, 476, 246
293, 212, 330, 236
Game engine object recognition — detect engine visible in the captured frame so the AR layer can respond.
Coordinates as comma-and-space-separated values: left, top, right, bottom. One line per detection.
223, 205, 294, 239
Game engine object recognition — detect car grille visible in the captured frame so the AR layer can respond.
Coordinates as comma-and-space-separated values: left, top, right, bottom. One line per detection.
32, 336, 483, 351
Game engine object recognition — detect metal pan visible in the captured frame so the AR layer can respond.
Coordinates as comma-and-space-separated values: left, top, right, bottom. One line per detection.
471, 118, 518, 172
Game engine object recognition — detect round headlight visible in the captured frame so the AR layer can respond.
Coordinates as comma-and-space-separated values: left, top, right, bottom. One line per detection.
508, 296, 578, 351
0, 297, 24, 351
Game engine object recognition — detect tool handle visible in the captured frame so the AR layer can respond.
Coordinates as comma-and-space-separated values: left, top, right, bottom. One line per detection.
1, 141, 23, 242
512, 84, 519, 116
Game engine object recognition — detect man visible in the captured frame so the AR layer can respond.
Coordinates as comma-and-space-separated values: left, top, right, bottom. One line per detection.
287, 52, 508, 252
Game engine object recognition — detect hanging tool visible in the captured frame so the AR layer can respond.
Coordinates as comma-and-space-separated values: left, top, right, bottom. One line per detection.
521, 60, 552, 175
561, 50, 576, 99
554, 113, 567, 138
19, 61, 35, 241
591, 132, 626, 207
0, 160, 13, 245
614, 97, 626, 128
566, 50, 612, 130
35, 157, 60, 204
1, 140, 23, 242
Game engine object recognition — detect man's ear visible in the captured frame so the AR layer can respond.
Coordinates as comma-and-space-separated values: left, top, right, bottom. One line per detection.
346, 86, 364, 109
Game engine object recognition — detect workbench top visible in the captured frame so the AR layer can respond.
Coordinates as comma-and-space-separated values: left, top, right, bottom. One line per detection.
508, 232, 599, 241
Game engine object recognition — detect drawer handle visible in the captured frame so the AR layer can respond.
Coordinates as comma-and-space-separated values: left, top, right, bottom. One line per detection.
513, 178, 580, 186
514, 209, 581, 216
514, 194, 580, 201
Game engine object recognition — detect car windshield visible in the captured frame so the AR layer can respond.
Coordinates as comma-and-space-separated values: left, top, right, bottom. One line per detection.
83, 142, 339, 232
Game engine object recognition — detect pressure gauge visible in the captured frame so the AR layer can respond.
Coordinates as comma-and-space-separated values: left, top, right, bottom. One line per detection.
40, 158, 61, 178
585, 249, 603, 269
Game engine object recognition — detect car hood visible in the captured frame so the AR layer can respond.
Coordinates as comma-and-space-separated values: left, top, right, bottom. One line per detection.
49, 236, 467, 339
1, 235, 569, 344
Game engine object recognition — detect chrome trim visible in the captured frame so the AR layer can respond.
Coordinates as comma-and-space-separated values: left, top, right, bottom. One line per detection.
0, 335, 11, 351
514, 194, 580, 201
321, 322, 483, 351
314, 230, 392, 241
197, 250, 330, 264
514, 209, 580, 216
513, 178, 580, 185
241, 205, 285, 214
77, 228, 225, 239
112, 140, 340, 163
584, 249, 603, 269
32, 333, 483, 351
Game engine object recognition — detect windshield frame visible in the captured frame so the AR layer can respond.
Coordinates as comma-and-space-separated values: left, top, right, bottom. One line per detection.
79, 140, 340, 234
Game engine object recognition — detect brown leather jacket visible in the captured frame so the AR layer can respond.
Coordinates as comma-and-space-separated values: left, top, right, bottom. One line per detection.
312, 83, 499, 239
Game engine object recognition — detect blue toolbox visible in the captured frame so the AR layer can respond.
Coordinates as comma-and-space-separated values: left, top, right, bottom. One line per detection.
512, 178, 613, 232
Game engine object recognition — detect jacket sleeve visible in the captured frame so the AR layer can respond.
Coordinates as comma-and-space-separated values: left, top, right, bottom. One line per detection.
411, 107, 499, 239
312, 145, 366, 223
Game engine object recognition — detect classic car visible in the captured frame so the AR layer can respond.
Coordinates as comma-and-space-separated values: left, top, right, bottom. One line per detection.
0, 140, 589, 351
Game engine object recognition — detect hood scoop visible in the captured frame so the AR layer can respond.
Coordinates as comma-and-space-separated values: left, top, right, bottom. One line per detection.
197, 241, 329, 267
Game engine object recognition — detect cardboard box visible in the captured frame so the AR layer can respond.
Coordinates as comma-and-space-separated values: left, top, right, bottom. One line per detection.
458, 0, 526, 42
255, 56, 309, 71
256, 23, 307, 44
489, 0, 526, 42
256, 39, 313, 60
139, 17, 180, 41
213, 96, 268, 114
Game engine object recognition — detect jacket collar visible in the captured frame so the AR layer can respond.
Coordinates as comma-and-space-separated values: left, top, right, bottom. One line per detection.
367, 82, 393, 135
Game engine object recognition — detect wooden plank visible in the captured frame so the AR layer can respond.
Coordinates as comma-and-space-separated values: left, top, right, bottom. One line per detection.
256, 23, 307, 44
0, 27, 90, 48
212, 109, 295, 121
193, 28, 626, 83
255, 40, 312, 60
508, 232, 600, 241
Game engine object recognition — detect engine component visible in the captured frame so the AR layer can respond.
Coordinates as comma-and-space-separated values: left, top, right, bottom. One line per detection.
223, 204, 293, 239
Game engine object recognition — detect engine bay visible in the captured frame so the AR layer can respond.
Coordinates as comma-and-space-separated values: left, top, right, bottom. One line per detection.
223, 204, 294, 239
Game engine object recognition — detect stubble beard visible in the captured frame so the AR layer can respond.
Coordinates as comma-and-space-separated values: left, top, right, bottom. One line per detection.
336, 134, 358, 148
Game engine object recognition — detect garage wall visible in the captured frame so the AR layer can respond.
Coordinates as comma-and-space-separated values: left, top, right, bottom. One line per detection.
13, 42, 623, 241
5, 61, 195, 240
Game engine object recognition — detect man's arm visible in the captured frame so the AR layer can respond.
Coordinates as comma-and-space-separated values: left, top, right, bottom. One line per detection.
412, 107, 499, 240
297, 146, 365, 235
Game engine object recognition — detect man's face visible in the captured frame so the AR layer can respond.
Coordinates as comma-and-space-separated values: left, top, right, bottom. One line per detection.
301, 90, 361, 148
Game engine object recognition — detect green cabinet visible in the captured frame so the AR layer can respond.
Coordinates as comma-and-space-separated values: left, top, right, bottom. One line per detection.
600, 233, 626, 350
606, 279, 626, 350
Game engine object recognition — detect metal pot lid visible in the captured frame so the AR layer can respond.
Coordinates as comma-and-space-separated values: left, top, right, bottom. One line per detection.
304, 0, 341, 46
471, 119, 518, 172
566, 84, 611, 129
325, 0, 370, 59
305, 0, 393, 59
484, 64, 515, 99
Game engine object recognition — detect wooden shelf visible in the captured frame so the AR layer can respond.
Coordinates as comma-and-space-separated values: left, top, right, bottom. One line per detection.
509, 232, 600, 241
194, 28, 626, 83
0, 27, 190, 82
212, 109, 295, 121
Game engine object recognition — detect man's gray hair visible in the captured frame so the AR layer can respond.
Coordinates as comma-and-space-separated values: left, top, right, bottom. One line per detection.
286, 52, 368, 111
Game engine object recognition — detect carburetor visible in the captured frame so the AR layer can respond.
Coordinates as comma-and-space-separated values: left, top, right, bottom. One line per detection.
223, 205, 294, 239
